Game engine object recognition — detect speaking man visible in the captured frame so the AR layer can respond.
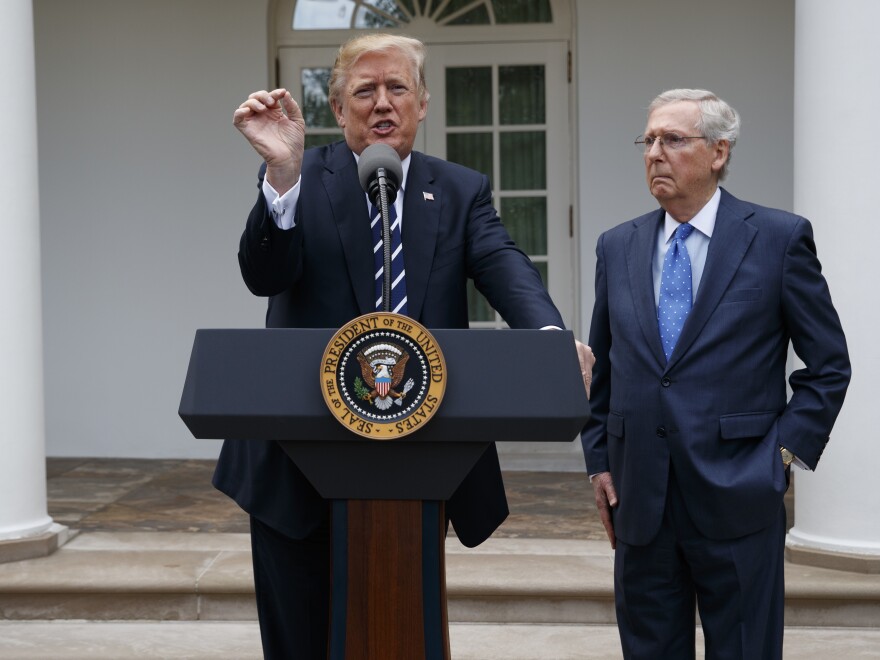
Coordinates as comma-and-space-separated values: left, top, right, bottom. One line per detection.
214, 33, 594, 658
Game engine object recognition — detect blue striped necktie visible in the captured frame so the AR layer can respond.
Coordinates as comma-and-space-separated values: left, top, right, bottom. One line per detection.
371, 202, 407, 315
658, 222, 695, 361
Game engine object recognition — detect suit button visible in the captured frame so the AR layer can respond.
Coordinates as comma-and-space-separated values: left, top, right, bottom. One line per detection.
656, 426, 667, 438
661, 377, 671, 387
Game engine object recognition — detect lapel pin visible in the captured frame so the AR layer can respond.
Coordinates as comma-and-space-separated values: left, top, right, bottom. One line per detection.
423, 191, 434, 201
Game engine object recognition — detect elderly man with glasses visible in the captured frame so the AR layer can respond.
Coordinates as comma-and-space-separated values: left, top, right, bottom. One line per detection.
581, 89, 850, 659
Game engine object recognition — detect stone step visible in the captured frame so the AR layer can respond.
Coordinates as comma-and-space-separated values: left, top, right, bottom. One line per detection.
1, 533, 879, 630
1, 621, 879, 659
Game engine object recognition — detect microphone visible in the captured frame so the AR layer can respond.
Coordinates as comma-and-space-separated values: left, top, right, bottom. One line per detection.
357, 144, 403, 313
357, 143, 403, 206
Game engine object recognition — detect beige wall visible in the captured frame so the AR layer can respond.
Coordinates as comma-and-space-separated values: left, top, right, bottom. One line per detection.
576, 0, 795, 334
35, 0, 270, 457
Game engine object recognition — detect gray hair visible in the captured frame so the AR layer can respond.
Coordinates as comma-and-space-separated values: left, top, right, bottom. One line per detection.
649, 89, 740, 180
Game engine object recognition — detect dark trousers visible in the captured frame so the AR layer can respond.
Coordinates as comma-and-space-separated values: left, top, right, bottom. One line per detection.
250, 514, 331, 660
614, 470, 786, 660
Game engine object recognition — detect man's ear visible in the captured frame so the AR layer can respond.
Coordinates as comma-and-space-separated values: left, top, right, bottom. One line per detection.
711, 140, 730, 174
331, 99, 345, 128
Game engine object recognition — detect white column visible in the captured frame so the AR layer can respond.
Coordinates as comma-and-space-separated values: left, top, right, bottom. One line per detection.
0, 0, 54, 548
787, 0, 880, 569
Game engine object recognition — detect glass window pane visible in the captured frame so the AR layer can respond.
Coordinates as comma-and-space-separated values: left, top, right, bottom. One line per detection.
446, 67, 492, 127
301, 68, 335, 128
354, 6, 398, 28
500, 131, 545, 190
500, 197, 547, 254
305, 133, 343, 149
448, 5, 490, 25
499, 66, 545, 125
467, 280, 495, 322
492, 0, 552, 23
436, 0, 472, 19
364, 0, 407, 18
293, 0, 354, 29
438, 0, 487, 23
447, 133, 493, 186
533, 261, 549, 290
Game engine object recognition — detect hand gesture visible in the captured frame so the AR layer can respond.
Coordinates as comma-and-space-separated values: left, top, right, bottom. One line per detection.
233, 89, 305, 194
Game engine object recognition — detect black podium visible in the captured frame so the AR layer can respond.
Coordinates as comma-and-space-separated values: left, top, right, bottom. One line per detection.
179, 328, 590, 659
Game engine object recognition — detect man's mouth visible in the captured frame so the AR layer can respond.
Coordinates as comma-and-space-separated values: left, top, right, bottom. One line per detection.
373, 121, 395, 132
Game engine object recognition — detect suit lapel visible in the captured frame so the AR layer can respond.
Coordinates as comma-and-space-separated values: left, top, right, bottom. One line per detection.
666, 189, 757, 369
322, 143, 375, 315
626, 210, 667, 368
400, 152, 440, 323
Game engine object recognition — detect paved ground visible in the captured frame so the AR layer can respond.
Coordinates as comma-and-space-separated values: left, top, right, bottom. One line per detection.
2, 621, 879, 659
45, 457, 614, 539
0, 459, 845, 660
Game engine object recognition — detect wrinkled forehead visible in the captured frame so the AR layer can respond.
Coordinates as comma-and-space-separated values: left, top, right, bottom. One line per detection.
645, 100, 701, 134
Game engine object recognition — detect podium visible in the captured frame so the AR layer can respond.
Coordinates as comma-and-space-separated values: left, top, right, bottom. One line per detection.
179, 328, 590, 659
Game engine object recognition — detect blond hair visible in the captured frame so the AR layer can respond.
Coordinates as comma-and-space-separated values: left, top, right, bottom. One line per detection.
329, 33, 430, 107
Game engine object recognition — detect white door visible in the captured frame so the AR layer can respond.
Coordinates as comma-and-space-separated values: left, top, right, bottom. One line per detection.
423, 42, 579, 468
423, 41, 573, 329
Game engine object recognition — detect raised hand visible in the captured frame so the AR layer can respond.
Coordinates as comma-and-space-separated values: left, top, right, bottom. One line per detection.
233, 88, 306, 194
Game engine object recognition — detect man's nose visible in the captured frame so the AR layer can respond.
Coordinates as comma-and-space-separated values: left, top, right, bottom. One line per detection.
645, 139, 664, 158
374, 86, 392, 109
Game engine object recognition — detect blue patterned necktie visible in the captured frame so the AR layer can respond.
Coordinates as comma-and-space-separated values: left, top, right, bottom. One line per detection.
371, 202, 407, 315
658, 222, 695, 361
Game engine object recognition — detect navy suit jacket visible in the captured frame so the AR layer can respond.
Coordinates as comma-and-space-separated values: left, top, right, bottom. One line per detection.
581, 189, 850, 544
214, 141, 564, 546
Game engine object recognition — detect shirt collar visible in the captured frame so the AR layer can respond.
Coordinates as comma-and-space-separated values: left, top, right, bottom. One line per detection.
663, 187, 720, 241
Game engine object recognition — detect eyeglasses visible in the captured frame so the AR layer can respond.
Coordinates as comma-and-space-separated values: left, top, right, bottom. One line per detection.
634, 133, 706, 153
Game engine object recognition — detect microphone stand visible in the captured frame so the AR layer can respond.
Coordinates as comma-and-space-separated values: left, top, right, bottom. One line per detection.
376, 167, 393, 313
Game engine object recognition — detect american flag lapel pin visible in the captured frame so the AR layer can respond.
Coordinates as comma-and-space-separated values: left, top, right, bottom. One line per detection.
423, 191, 434, 201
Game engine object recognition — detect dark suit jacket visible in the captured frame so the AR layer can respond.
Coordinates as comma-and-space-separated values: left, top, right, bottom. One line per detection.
581, 188, 850, 545
214, 141, 564, 546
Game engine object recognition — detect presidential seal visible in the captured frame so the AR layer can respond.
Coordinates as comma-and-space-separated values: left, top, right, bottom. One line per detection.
320, 313, 446, 439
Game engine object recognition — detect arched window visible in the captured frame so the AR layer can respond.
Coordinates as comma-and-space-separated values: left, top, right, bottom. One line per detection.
291, 0, 552, 30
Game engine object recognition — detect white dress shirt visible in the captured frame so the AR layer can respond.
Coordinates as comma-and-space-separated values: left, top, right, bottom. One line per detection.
262, 153, 412, 230
652, 187, 720, 308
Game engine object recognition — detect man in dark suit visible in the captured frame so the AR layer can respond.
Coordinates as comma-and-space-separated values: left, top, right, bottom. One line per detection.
214, 33, 594, 658
581, 89, 850, 659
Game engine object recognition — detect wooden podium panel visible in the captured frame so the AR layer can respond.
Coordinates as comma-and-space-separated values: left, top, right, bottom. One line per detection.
330, 500, 449, 660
